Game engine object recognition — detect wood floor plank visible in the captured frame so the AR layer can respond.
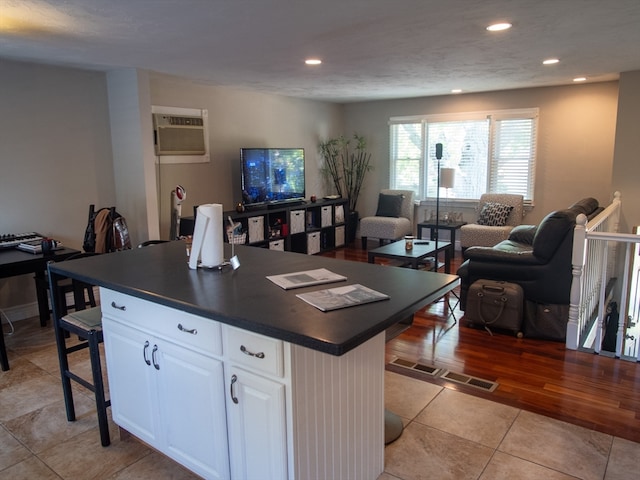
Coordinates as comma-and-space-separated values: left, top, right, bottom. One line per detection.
321, 242, 640, 443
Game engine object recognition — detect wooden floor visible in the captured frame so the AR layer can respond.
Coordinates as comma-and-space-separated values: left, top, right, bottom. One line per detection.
321, 241, 640, 444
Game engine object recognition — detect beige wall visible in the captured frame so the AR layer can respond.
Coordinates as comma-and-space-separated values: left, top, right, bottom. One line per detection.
0, 62, 343, 316
612, 71, 640, 232
0, 59, 116, 313
343, 82, 620, 226
148, 73, 344, 238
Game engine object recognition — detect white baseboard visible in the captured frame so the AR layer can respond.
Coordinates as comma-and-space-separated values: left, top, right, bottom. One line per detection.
0, 302, 39, 323
0, 287, 101, 324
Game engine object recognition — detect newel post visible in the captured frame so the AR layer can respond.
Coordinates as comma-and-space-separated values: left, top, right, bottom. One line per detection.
566, 213, 588, 350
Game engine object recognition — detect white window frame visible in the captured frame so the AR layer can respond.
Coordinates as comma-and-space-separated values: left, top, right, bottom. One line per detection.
389, 108, 538, 204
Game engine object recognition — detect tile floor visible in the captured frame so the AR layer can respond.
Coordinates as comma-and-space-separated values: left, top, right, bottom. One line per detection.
1, 319, 639, 480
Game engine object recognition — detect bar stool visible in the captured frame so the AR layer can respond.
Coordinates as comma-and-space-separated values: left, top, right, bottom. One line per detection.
57, 306, 111, 446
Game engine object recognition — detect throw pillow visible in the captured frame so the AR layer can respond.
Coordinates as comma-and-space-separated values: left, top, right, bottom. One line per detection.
375, 193, 404, 218
477, 202, 514, 226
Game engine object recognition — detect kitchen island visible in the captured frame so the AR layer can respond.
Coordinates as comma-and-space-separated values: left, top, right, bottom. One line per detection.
49, 242, 458, 479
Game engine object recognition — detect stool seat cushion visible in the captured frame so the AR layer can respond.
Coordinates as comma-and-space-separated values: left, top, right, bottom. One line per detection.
62, 307, 102, 331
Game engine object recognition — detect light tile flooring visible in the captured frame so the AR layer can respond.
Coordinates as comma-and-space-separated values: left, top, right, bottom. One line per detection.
2, 319, 639, 480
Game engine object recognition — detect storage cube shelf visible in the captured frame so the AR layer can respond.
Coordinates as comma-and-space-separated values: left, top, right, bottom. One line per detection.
223, 198, 349, 255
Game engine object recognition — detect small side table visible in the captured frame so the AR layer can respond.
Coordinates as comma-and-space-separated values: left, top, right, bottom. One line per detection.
416, 221, 467, 259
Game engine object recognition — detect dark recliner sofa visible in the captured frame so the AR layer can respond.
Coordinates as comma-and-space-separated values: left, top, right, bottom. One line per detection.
457, 198, 602, 314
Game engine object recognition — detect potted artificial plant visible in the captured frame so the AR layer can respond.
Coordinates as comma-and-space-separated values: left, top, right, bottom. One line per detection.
319, 134, 372, 243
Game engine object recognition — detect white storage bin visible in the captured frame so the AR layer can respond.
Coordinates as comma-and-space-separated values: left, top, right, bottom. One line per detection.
307, 232, 320, 255
269, 239, 285, 251
335, 225, 345, 247
248, 216, 264, 243
321, 206, 332, 227
290, 210, 305, 234
334, 204, 345, 224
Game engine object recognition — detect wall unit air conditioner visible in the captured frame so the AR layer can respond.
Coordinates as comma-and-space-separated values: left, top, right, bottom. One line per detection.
153, 113, 206, 156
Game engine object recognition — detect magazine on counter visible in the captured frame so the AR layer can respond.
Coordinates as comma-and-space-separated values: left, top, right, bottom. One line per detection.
296, 284, 390, 312
267, 268, 347, 290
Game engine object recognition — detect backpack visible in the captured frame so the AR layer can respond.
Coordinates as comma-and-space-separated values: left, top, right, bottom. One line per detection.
83, 205, 132, 253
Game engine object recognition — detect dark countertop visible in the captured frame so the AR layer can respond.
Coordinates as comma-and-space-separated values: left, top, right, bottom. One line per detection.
49, 241, 459, 356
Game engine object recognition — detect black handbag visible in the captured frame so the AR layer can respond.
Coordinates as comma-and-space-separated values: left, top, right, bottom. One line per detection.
523, 301, 569, 341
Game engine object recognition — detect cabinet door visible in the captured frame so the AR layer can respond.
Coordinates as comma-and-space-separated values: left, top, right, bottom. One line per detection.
226, 366, 287, 480
102, 316, 159, 446
156, 341, 230, 480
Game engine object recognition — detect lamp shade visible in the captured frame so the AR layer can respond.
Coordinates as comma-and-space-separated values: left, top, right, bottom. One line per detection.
440, 168, 455, 189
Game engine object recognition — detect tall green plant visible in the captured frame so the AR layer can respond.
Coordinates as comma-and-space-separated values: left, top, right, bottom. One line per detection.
319, 134, 372, 213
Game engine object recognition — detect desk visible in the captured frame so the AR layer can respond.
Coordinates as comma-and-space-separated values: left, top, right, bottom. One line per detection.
0, 247, 80, 371
368, 240, 452, 273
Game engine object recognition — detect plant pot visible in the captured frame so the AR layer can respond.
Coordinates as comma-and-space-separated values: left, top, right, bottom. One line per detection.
347, 211, 359, 244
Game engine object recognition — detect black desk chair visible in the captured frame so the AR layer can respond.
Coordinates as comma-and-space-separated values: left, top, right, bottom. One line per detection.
48, 260, 111, 447
137, 240, 169, 248
34, 253, 97, 323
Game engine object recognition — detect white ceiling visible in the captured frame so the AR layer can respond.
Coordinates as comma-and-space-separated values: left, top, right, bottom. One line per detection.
1, 0, 639, 103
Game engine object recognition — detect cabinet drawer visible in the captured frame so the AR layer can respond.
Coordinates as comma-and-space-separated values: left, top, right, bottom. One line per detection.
225, 326, 284, 378
100, 288, 222, 357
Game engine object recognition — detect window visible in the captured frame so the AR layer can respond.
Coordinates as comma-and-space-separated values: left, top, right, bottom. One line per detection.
389, 109, 538, 203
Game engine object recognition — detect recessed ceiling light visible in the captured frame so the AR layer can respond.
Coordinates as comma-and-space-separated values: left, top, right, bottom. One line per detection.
451, 89, 463, 94
573, 77, 587, 82
543, 58, 560, 65
486, 22, 512, 32
305, 58, 322, 65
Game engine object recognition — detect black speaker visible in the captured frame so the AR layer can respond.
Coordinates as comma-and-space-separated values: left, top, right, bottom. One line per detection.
435, 143, 443, 159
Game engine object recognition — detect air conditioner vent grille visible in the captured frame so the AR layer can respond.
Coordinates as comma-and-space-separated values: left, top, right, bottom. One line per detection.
153, 113, 206, 156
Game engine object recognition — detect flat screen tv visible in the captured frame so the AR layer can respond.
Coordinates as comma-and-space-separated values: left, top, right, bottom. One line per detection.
241, 148, 305, 207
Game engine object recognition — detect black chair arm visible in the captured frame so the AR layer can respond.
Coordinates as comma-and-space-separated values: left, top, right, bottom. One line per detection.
464, 245, 543, 265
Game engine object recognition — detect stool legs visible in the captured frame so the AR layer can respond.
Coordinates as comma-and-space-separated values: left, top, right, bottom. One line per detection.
88, 330, 110, 446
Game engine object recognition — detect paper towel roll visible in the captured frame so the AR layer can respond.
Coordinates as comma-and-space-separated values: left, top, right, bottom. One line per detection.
188, 204, 224, 269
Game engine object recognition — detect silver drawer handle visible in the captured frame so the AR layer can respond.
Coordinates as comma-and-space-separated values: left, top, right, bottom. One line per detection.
240, 345, 265, 359
152, 344, 160, 370
110, 301, 126, 311
143, 340, 151, 366
230, 374, 239, 404
177, 323, 198, 335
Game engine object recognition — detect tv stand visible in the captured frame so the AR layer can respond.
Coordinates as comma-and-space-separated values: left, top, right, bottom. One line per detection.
225, 198, 349, 254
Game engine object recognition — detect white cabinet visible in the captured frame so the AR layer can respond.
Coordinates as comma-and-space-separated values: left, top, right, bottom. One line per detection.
226, 365, 287, 480
101, 290, 230, 480
224, 326, 288, 479
100, 288, 385, 480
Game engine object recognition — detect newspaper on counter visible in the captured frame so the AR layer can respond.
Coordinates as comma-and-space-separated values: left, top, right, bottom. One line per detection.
266, 268, 347, 290
296, 284, 389, 312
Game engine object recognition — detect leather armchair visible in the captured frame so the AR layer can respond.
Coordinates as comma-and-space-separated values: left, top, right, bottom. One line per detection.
457, 198, 601, 311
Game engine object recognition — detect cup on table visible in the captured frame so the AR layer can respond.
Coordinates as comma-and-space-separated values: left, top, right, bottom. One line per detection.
405, 235, 414, 250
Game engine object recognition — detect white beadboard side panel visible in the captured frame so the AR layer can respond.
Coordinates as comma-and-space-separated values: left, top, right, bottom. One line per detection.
291, 333, 385, 480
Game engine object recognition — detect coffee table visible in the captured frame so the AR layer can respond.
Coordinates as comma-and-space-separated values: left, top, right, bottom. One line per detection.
368, 240, 452, 273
